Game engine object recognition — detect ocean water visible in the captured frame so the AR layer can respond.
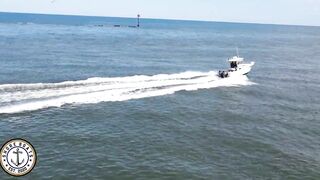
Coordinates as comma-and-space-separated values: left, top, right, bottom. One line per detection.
0, 12, 320, 179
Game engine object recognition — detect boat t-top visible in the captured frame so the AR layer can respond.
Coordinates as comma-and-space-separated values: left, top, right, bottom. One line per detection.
218, 52, 255, 78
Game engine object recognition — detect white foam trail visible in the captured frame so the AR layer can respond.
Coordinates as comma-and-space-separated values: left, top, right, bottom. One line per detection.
0, 71, 254, 114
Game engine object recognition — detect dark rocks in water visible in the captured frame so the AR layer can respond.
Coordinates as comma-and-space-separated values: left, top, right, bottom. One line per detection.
113, 25, 139, 28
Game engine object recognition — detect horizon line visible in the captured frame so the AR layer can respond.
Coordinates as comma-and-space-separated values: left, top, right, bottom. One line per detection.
1, 11, 319, 28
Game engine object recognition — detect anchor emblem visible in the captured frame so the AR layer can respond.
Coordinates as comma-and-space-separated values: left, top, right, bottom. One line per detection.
10, 148, 25, 167
1, 139, 37, 176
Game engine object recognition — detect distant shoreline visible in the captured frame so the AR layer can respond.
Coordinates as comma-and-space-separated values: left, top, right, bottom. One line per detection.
0, 11, 319, 28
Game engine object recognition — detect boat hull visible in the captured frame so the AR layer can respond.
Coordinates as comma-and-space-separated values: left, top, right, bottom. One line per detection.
230, 62, 255, 76
218, 62, 255, 78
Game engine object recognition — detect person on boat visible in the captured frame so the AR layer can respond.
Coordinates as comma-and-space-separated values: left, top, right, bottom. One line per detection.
231, 61, 238, 68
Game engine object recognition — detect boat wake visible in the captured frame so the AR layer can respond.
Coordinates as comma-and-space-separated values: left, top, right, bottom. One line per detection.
0, 71, 255, 114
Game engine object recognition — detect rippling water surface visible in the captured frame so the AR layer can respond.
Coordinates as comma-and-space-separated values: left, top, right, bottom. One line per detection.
0, 13, 320, 179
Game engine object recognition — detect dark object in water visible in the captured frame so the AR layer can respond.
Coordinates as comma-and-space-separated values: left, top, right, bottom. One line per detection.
137, 14, 140, 27
112, 14, 141, 28
113, 25, 137, 28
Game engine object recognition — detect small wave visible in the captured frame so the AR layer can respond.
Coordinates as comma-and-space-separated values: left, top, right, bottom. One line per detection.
0, 71, 254, 114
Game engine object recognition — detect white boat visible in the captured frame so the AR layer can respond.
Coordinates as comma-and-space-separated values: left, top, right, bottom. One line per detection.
218, 55, 255, 78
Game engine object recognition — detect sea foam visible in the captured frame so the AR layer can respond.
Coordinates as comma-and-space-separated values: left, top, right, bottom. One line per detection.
0, 71, 254, 114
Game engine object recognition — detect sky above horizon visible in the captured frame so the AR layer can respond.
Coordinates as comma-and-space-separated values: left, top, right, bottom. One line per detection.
1, 0, 320, 26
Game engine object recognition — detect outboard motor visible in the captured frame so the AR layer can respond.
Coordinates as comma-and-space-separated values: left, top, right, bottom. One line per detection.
224, 71, 229, 78
219, 71, 228, 78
